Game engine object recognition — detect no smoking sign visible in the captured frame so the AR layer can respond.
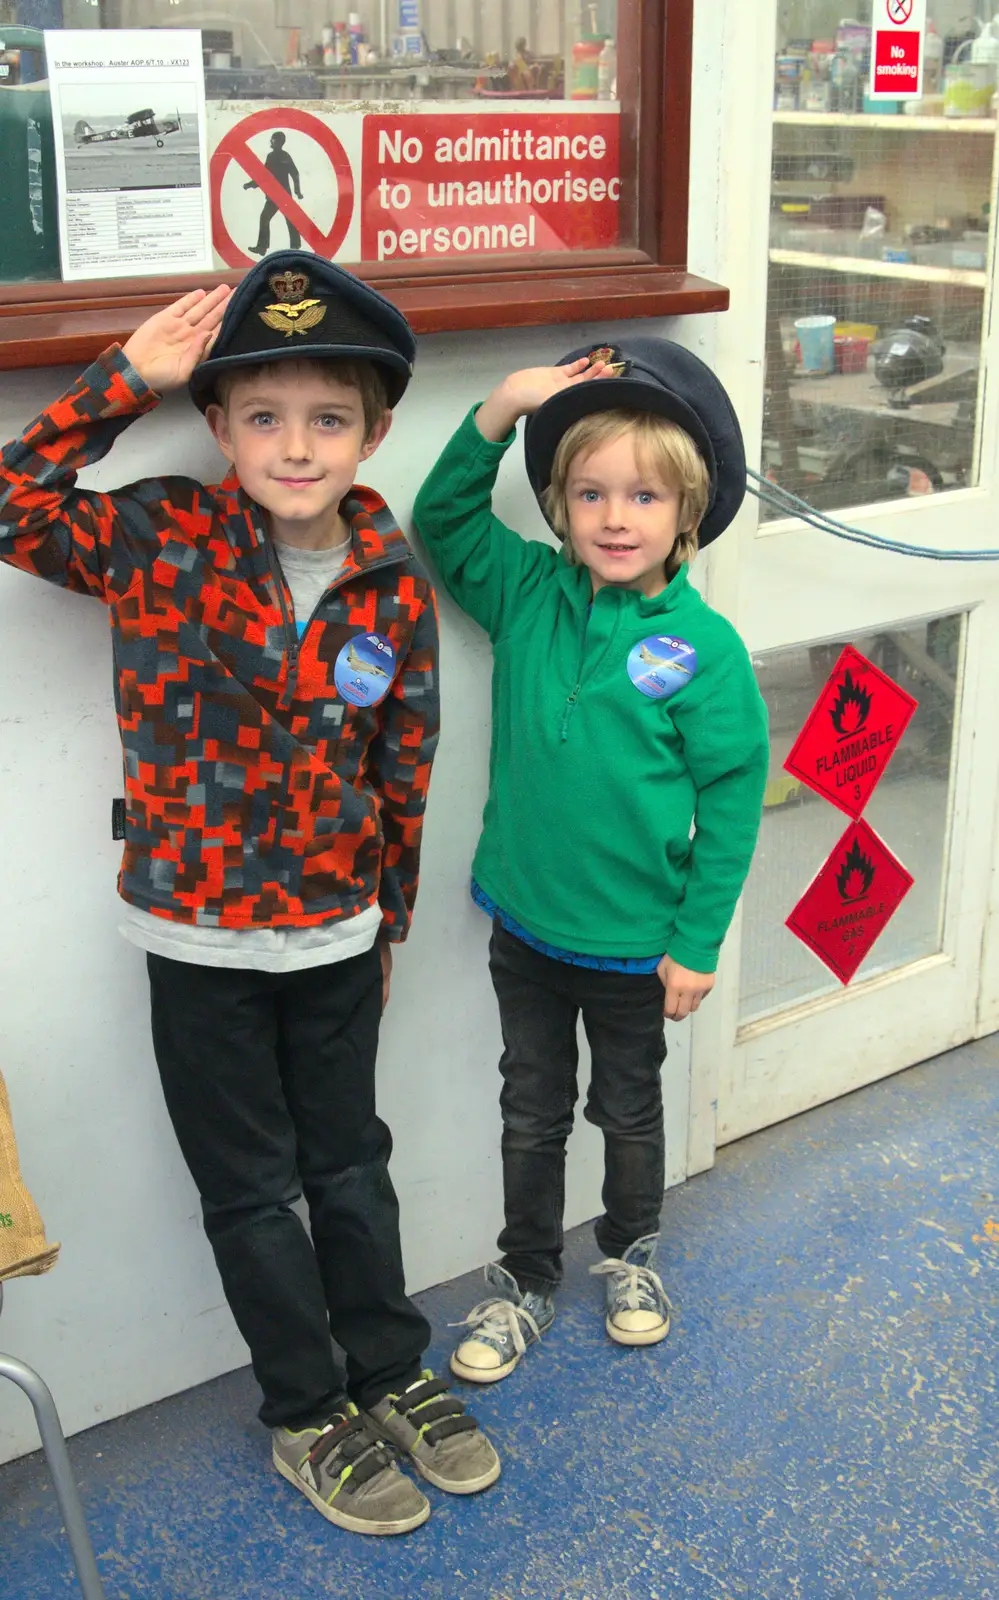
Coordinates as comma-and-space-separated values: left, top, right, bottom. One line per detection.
208, 105, 362, 269
870, 0, 926, 98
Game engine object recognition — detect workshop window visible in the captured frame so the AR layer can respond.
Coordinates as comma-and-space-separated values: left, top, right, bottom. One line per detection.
0, 1, 723, 365
1, 2, 652, 281
764, 1, 993, 516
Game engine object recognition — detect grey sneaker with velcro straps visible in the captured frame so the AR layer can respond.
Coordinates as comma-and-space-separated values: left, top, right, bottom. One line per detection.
272, 1401, 430, 1535
365, 1370, 501, 1494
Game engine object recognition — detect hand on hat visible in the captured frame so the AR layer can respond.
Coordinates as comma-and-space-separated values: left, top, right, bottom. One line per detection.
475, 355, 612, 444
122, 285, 233, 395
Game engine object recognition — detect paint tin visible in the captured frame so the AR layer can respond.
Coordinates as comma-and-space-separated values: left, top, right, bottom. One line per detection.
775, 54, 803, 110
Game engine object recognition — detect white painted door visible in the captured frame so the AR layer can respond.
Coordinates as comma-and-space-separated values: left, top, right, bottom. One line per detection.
688, 0, 999, 1160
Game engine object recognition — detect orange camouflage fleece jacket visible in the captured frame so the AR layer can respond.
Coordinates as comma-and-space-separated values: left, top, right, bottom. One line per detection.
0, 345, 439, 939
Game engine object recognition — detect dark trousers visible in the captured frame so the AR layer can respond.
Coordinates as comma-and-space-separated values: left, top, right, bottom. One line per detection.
146, 947, 429, 1429
489, 922, 667, 1293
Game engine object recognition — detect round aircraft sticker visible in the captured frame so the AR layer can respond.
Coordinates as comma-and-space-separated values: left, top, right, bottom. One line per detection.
334, 632, 397, 707
627, 634, 697, 700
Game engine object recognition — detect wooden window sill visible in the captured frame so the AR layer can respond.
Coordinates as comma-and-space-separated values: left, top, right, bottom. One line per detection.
0, 266, 728, 372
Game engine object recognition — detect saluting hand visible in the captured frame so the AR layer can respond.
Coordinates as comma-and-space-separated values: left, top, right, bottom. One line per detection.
122, 284, 232, 394
475, 355, 613, 443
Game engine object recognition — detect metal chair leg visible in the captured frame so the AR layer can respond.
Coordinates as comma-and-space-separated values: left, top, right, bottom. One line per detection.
0, 1287, 106, 1600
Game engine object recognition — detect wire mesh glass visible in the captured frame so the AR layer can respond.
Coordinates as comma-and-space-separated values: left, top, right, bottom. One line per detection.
739, 612, 963, 1025
764, 2, 996, 519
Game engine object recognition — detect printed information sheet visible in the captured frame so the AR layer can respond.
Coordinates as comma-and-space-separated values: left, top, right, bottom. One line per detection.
45, 30, 212, 280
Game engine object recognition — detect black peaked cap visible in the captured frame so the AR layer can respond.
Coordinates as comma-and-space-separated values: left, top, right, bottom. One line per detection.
524, 336, 747, 547
189, 251, 416, 410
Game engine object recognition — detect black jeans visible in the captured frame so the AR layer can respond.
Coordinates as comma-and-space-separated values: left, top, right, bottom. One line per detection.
146, 947, 429, 1429
489, 922, 667, 1293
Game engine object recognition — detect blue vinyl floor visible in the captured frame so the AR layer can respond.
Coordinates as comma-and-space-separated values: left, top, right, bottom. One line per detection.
1, 1038, 997, 1600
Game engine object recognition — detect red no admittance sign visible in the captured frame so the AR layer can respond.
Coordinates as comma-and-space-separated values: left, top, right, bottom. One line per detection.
207, 106, 621, 270
362, 113, 619, 262
210, 106, 356, 269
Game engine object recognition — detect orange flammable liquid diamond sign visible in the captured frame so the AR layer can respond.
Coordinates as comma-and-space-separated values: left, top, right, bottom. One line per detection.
783, 646, 918, 819
786, 817, 914, 984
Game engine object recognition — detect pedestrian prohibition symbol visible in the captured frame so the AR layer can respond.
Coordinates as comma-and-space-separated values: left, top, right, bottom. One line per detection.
210, 106, 355, 268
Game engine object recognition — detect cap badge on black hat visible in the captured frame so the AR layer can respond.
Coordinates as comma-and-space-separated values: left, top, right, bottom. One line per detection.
259, 269, 328, 338
587, 345, 630, 377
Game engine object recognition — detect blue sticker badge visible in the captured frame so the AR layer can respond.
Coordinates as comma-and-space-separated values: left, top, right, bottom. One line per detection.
627, 634, 697, 700
334, 632, 397, 707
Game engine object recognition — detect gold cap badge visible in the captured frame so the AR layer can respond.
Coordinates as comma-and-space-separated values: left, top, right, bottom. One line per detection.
588, 345, 628, 376
259, 269, 327, 338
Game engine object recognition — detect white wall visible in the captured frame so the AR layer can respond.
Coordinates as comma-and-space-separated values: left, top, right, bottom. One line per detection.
0, 0, 728, 1466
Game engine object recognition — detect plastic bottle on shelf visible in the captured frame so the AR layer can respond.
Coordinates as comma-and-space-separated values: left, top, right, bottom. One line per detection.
971, 14, 999, 114
923, 21, 944, 96
971, 13, 999, 67
348, 12, 364, 65
597, 37, 616, 100
571, 37, 602, 99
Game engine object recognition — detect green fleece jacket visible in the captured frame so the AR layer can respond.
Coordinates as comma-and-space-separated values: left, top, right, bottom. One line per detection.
413, 410, 769, 971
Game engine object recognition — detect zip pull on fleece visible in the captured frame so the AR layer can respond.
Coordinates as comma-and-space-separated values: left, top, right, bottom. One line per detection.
560, 683, 581, 741
561, 601, 593, 740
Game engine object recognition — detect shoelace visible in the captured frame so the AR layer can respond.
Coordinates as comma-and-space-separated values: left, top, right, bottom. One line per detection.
449, 1295, 542, 1359
588, 1258, 672, 1314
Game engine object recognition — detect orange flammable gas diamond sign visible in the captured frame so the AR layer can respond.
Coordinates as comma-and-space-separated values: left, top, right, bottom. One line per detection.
786, 818, 914, 984
784, 646, 917, 819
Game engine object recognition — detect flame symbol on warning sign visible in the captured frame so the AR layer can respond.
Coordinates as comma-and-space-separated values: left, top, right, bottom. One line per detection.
836, 839, 876, 903
829, 670, 873, 740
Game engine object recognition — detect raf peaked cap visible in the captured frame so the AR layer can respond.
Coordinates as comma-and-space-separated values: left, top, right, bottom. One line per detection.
524, 336, 747, 547
189, 251, 416, 410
